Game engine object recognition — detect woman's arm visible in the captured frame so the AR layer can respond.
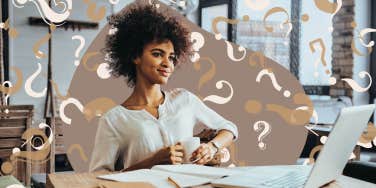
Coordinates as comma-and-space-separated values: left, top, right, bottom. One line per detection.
89, 117, 121, 172
122, 155, 156, 171
185, 89, 239, 140
185, 89, 238, 164
191, 130, 234, 164
210, 129, 235, 149
123, 143, 184, 171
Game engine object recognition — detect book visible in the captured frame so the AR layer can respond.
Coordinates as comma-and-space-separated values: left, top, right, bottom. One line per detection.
152, 164, 243, 179
97, 164, 243, 188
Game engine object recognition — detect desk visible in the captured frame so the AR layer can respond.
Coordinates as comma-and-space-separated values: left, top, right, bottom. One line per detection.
46, 169, 376, 188
46, 171, 155, 188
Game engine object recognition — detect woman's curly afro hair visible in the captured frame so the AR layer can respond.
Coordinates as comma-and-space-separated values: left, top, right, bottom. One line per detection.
105, 4, 193, 88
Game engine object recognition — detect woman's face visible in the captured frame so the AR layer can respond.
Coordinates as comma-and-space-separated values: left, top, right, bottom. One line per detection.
134, 40, 176, 86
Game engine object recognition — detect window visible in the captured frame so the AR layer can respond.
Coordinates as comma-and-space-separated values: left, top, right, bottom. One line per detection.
235, 1, 293, 71
199, 0, 233, 41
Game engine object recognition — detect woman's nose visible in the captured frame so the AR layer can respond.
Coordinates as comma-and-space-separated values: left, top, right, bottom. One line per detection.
162, 57, 172, 67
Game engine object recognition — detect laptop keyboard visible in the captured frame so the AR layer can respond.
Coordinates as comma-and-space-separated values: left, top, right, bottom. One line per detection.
260, 171, 308, 188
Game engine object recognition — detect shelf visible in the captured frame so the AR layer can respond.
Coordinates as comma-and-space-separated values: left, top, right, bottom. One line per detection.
28, 17, 99, 31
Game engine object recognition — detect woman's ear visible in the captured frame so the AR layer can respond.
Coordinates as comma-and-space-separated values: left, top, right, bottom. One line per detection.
134, 57, 141, 65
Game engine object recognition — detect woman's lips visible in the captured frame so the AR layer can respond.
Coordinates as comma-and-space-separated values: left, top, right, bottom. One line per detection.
158, 70, 170, 77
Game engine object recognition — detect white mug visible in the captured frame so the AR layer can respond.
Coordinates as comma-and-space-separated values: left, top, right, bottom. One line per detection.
180, 137, 200, 163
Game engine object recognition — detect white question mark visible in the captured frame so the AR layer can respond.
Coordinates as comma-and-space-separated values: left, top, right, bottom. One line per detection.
109, 0, 119, 5
313, 58, 320, 78
256, 69, 291, 98
328, 0, 342, 32
359, 28, 376, 48
72, 35, 85, 66
309, 38, 337, 85
279, 22, 292, 46
25, 63, 47, 98
2, 81, 12, 114
59, 97, 84, 125
96, 53, 112, 79
253, 121, 271, 150
19, 123, 54, 151
190, 32, 205, 62
202, 80, 234, 104
244, 0, 270, 11
220, 148, 230, 163
341, 71, 372, 92
12, 0, 72, 25
97, 63, 112, 79
36, 123, 54, 149
225, 41, 247, 62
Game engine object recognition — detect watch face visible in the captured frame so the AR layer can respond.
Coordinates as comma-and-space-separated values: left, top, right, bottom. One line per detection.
220, 148, 230, 163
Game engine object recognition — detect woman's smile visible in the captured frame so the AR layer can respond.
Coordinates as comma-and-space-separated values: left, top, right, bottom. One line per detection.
157, 69, 171, 77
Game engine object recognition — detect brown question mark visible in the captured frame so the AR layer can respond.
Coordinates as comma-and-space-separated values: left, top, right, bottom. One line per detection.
82, 0, 106, 22
42, 73, 71, 100
309, 38, 337, 85
245, 93, 313, 126
212, 16, 249, 62
248, 51, 266, 68
212, 16, 250, 40
263, 7, 292, 33
67, 144, 89, 162
81, 51, 101, 72
83, 97, 117, 122
32, 24, 56, 59
313, 0, 341, 14
0, 18, 19, 38
0, 67, 23, 95
193, 57, 216, 96
1, 123, 54, 175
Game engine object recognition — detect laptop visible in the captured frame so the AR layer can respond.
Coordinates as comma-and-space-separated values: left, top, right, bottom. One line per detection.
211, 104, 375, 188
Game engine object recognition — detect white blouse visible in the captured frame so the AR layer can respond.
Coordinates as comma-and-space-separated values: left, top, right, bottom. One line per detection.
89, 88, 238, 172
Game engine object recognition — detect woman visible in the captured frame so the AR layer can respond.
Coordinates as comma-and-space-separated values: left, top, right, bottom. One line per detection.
89, 3, 238, 172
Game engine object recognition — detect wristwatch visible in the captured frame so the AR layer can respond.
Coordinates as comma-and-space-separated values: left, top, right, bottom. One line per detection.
209, 140, 221, 154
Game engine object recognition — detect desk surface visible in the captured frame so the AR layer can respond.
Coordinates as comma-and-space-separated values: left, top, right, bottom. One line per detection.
46, 169, 376, 188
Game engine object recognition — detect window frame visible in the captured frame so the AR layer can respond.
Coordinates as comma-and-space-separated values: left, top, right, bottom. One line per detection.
199, 0, 234, 42
1, 0, 9, 82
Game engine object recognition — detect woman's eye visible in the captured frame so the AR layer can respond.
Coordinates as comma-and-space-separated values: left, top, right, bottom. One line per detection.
152, 53, 162, 57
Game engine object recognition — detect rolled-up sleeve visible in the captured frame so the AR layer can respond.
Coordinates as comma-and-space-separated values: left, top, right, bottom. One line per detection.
186, 89, 239, 140
89, 116, 121, 172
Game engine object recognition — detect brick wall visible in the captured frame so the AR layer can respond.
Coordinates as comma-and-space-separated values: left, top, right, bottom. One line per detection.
330, 0, 355, 97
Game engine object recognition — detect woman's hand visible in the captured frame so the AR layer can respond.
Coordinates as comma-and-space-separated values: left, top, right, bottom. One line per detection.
152, 143, 184, 165
190, 143, 217, 165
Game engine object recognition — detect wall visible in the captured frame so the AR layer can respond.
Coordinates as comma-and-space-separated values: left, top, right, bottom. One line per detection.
8, 1, 128, 123
330, 0, 355, 97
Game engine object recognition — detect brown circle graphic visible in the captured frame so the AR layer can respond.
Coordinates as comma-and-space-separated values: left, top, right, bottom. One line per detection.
1, 161, 14, 174
301, 14, 310, 22
64, 0, 311, 172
